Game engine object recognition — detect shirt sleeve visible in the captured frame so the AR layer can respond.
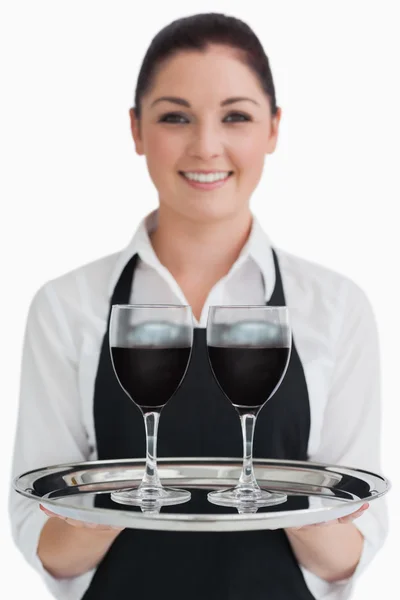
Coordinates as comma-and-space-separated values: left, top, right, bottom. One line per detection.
302, 278, 389, 600
8, 282, 96, 599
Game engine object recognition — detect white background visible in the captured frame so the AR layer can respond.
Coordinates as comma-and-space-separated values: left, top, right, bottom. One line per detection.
1, 1, 399, 598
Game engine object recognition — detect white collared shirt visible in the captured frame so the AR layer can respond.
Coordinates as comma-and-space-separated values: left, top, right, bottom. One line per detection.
8, 210, 388, 600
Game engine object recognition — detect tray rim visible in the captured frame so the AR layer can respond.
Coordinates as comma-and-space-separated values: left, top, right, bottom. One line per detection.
14, 455, 391, 481
13, 456, 391, 527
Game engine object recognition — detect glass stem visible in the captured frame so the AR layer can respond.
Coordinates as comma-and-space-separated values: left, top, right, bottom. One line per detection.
237, 413, 259, 489
140, 411, 162, 488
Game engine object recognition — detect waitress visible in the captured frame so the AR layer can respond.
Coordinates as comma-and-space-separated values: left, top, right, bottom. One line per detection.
9, 12, 387, 600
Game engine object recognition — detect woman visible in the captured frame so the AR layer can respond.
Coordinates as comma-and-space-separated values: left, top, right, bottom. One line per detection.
9, 12, 387, 600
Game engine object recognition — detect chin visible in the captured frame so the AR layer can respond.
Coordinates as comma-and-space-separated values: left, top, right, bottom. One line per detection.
170, 199, 246, 225
189, 208, 240, 225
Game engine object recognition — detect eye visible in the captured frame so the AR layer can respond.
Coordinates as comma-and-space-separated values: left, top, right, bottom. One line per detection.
224, 112, 252, 123
157, 112, 252, 124
158, 113, 188, 124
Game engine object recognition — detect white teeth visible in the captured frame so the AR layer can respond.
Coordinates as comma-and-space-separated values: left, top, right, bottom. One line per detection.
182, 171, 231, 183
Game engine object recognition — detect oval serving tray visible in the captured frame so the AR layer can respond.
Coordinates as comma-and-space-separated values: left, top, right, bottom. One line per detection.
13, 457, 390, 532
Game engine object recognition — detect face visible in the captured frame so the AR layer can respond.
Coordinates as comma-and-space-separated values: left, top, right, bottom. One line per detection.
130, 44, 281, 224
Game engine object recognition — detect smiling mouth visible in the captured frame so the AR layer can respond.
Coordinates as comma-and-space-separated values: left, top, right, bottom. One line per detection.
178, 171, 234, 180
178, 171, 234, 191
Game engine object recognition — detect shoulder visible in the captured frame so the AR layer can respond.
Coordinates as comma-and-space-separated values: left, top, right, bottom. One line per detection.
32, 251, 120, 305
274, 247, 374, 318
44, 251, 120, 302
28, 251, 123, 344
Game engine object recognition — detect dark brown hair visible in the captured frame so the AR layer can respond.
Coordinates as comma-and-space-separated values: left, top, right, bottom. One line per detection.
133, 12, 278, 119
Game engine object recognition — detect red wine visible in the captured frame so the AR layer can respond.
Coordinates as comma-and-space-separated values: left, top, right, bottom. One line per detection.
111, 347, 190, 410
208, 346, 290, 408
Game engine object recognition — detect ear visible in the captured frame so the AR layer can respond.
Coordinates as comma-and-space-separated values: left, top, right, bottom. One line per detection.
266, 107, 282, 155
129, 108, 145, 156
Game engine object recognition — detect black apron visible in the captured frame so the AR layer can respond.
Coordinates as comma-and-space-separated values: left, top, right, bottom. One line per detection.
83, 250, 315, 600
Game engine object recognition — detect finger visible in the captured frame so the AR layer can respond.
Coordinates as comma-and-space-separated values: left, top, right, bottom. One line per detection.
40, 504, 123, 531
39, 504, 66, 519
338, 503, 369, 524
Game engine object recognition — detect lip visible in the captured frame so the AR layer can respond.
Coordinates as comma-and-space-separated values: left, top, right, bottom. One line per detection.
179, 170, 234, 174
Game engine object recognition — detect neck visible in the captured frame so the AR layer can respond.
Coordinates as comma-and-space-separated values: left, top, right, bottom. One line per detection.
149, 206, 253, 282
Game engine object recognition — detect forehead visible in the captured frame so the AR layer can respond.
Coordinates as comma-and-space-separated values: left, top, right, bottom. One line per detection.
148, 45, 266, 103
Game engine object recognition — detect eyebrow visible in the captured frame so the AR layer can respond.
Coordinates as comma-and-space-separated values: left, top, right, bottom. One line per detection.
150, 96, 260, 108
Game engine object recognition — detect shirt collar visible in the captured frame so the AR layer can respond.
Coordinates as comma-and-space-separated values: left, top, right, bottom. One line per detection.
234, 215, 276, 301
109, 209, 276, 301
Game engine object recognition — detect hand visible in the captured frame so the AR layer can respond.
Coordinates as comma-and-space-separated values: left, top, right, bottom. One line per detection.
39, 504, 124, 533
286, 502, 369, 532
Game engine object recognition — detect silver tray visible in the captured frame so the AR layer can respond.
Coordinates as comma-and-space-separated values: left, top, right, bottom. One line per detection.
14, 457, 390, 531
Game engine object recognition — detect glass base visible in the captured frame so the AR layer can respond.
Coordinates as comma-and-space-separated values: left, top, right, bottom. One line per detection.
111, 485, 191, 508
208, 486, 287, 509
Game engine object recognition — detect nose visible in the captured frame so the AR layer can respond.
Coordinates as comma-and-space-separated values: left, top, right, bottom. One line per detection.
187, 121, 223, 161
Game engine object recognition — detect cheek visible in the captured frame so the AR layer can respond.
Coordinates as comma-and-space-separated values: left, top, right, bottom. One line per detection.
238, 132, 266, 166
145, 128, 181, 170
232, 141, 265, 184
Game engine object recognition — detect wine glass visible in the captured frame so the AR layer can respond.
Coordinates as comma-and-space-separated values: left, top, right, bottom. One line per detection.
109, 304, 193, 507
206, 306, 291, 509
